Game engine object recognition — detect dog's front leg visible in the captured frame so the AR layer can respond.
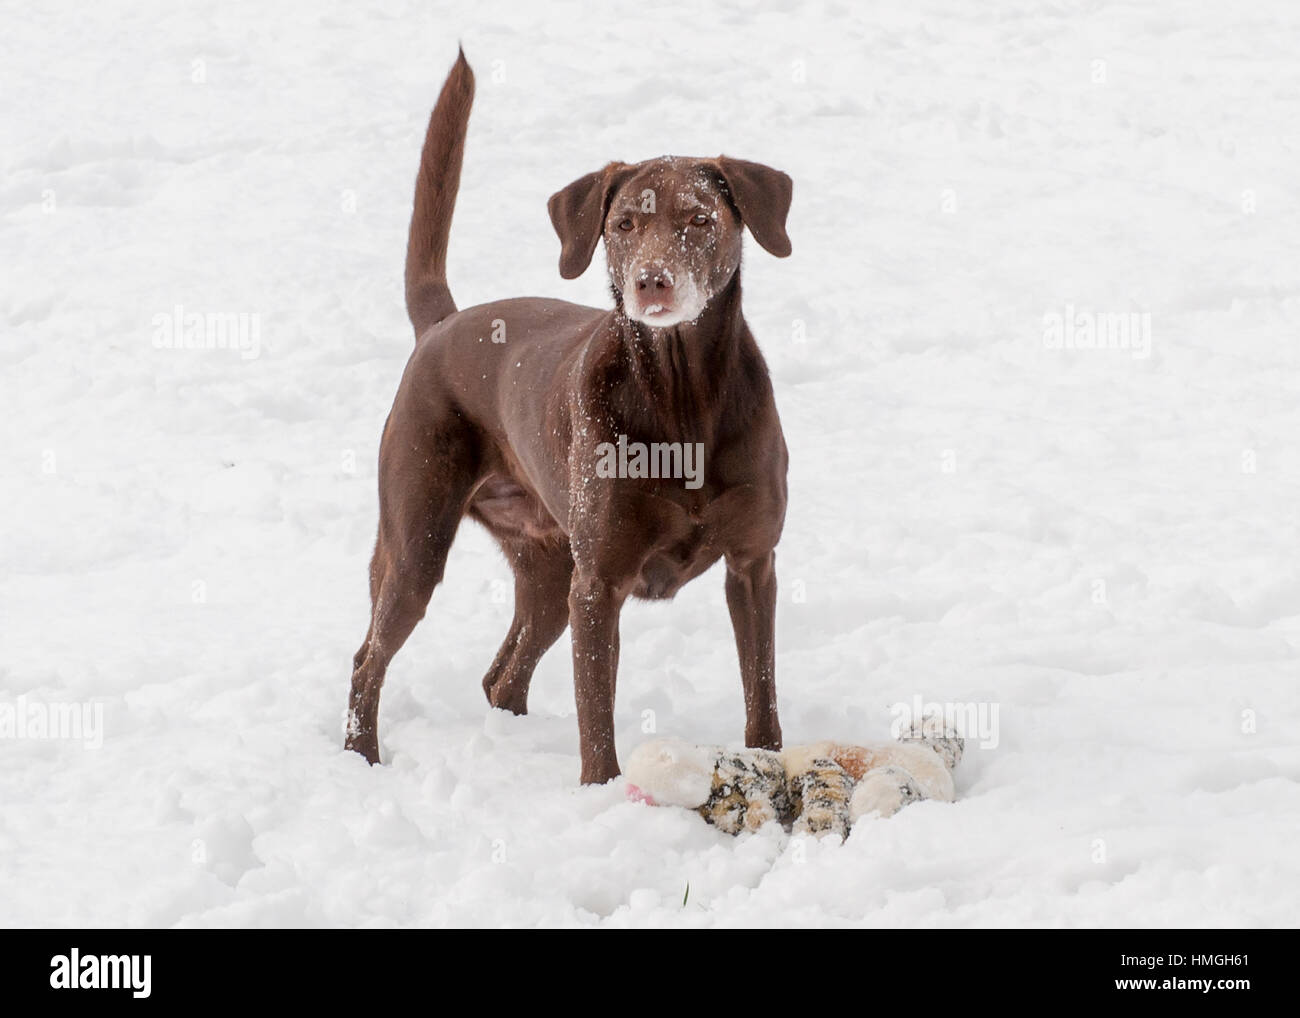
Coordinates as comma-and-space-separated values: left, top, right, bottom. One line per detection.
725, 550, 782, 751
568, 569, 625, 784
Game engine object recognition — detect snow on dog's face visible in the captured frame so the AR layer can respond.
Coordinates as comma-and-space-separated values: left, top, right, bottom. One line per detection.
601, 159, 742, 327
547, 156, 792, 328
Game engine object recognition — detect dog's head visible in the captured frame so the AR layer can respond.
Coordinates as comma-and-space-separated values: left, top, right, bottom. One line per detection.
548, 156, 792, 327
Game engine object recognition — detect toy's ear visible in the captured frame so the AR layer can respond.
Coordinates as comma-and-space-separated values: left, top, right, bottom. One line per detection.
547, 162, 633, 279
711, 156, 793, 257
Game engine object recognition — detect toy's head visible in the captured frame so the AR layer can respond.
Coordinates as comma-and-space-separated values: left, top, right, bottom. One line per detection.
625, 738, 716, 809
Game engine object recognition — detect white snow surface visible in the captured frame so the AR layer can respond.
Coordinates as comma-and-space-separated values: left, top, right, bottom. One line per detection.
3, 0, 1300, 927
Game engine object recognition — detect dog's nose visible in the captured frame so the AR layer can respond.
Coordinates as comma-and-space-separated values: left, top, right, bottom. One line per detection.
635, 267, 674, 294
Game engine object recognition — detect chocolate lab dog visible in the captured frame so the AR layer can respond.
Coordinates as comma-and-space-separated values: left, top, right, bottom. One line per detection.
346, 50, 793, 784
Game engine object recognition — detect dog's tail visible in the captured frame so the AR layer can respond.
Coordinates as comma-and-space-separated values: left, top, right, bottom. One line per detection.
405, 47, 475, 339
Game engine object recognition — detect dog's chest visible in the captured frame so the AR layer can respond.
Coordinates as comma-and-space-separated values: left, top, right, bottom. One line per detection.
631, 483, 752, 600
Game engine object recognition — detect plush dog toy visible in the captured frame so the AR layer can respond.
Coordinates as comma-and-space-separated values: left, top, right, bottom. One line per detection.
625, 716, 963, 839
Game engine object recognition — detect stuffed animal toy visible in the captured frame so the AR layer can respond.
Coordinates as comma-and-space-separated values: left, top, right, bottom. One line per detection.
625, 715, 963, 839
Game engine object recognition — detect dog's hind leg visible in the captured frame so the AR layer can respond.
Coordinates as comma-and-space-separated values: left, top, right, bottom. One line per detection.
346, 416, 479, 765
480, 537, 574, 715
348, 537, 388, 676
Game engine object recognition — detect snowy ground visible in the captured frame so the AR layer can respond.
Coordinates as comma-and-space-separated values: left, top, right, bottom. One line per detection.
3, 0, 1299, 927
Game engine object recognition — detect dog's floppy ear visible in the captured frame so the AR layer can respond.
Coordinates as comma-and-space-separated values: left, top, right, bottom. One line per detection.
713, 156, 793, 257
547, 163, 631, 279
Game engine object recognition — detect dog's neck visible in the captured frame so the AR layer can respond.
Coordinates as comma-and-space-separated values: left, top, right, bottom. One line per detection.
609, 272, 763, 447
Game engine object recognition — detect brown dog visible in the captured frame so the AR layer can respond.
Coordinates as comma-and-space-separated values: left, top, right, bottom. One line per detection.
346, 50, 793, 784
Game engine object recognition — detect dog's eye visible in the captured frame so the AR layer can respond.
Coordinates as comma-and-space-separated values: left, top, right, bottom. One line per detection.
617, 217, 634, 232
690, 212, 710, 226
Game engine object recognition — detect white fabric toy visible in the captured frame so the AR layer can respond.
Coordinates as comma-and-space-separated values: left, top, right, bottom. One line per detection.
625, 716, 963, 839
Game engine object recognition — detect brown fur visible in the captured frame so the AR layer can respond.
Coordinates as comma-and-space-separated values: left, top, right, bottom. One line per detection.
346, 51, 794, 783
403, 47, 474, 335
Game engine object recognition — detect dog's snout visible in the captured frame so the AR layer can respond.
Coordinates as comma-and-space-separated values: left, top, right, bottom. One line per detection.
635, 266, 674, 293
625, 258, 706, 326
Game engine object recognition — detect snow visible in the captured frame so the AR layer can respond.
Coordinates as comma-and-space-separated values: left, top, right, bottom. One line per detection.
3, 0, 1299, 927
